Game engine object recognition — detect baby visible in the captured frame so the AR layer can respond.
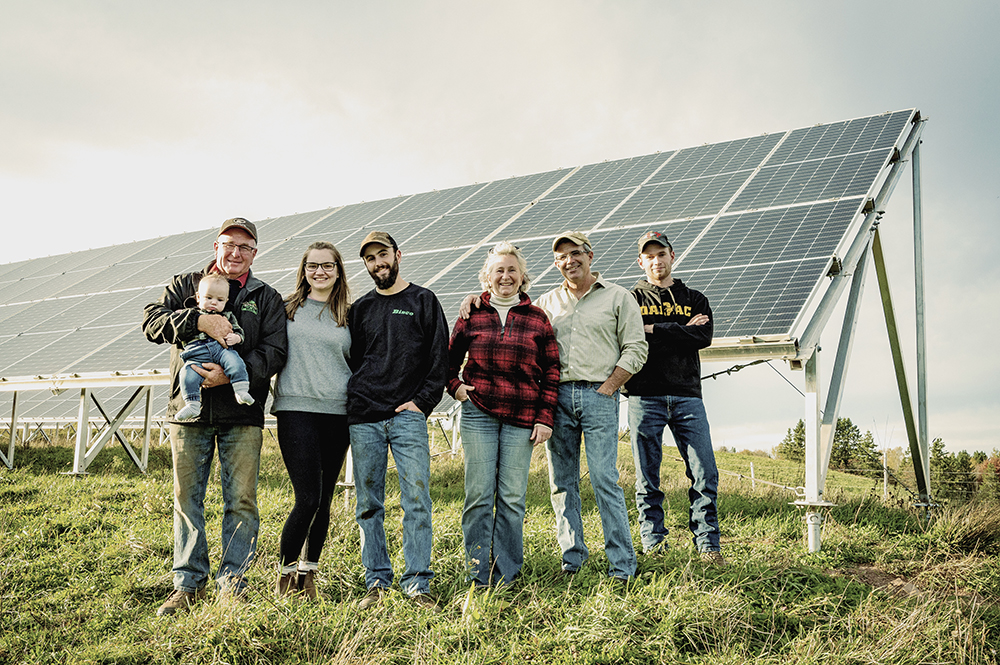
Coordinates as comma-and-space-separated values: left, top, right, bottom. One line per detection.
175, 273, 255, 421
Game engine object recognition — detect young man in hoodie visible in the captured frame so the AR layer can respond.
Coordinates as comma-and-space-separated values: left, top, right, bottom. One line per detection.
623, 231, 725, 565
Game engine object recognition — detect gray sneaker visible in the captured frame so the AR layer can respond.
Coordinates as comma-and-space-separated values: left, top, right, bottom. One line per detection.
156, 587, 207, 616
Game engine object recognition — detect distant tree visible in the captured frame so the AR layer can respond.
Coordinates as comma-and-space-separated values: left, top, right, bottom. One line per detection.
776, 420, 805, 462
777, 417, 879, 476
979, 455, 1000, 500
929, 438, 979, 502
830, 417, 879, 474
884, 446, 906, 472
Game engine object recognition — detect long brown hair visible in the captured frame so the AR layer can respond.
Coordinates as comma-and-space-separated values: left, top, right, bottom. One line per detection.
284, 241, 350, 326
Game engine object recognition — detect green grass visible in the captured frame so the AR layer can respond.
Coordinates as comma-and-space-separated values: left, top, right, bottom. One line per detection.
1, 434, 998, 664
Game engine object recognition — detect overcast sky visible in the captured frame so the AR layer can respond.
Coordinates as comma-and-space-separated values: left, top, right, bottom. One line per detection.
2, 1, 997, 456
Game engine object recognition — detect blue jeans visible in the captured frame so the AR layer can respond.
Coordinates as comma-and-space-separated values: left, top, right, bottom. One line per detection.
460, 401, 534, 586
169, 423, 262, 593
545, 382, 636, 578
627, 395, 720, 553
180, 339, 250, 403
350, 410, 433, 595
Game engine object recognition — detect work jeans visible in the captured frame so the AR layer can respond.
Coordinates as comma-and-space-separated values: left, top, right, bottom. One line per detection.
179, 339, 250, 403
460, 401, 534, 586
169, 423, 262, 594
627, 394, 720, 553
350, 410, 434, 596
545, 382, 636, 579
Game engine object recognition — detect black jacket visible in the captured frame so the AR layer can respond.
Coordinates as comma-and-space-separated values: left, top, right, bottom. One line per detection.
623, 278, 712, 399
142, 263, 288, 425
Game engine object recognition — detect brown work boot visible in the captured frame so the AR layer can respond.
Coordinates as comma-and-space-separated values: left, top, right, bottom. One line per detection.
699, 550, 728, 566
275, 571, 297, 599
410, 592, 442, 614
297, 570, 319, 600
218, 586, 247, 608
358, 586, 388, 610
156, 587, 207, 616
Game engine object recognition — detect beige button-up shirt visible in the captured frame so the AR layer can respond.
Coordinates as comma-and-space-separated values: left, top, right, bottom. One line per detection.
537, 273, 648, 383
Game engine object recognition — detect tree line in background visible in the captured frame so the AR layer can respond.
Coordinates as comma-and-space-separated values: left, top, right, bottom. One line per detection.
775, 417, 1000, 503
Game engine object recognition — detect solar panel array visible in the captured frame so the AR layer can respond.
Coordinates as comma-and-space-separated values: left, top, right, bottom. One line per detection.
0, 109, 918, 420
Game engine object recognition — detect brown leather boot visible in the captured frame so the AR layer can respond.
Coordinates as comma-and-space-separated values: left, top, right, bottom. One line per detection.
297, 569, 318, 600
275, 570, 297, 599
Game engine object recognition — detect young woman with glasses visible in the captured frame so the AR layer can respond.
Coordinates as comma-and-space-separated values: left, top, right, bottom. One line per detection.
270, 241, 352, 599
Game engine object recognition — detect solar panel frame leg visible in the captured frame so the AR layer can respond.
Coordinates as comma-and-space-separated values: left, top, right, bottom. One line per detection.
1, 391, 19, 469
819, 235, 872, 486
66, 388, 91, 476
873, 229, 930, 505
911, 140, 931, 506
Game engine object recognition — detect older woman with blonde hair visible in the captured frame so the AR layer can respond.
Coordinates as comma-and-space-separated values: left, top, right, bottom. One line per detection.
447, 241, 560, 587
271, 241, 351, 599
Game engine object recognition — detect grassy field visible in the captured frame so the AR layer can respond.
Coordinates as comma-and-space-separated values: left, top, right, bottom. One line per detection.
1, 431, 998, 664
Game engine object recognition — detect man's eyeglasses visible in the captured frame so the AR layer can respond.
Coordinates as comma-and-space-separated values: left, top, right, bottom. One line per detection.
220, 242, 257, 255
305, 262, 337, 273
554, 249, 588, 263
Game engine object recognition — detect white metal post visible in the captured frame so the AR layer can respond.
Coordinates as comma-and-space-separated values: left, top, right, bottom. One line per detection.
2, 392, 19, 469
803, 350, 823, 552
69, 388, 91, 475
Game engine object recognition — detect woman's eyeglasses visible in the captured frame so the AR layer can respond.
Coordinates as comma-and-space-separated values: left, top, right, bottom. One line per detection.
304, 262, 337, 272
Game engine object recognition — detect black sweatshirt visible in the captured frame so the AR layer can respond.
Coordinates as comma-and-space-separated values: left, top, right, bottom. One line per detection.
346, 283, 449, 424
622, 278, 712, 399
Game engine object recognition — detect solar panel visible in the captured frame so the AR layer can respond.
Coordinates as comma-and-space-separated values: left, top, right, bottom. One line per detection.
0, 109, 920, 421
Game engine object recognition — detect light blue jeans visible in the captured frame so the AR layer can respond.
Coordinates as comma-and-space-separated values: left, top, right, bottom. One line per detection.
350, 409, 434, 596
460, 401, 534, 586
627, 395, 720, 553
169, 423, 262, 594
179, 339, 250, 404
546, 382, 636, 579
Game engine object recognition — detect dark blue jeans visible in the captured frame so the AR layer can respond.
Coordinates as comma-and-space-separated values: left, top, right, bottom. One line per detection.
627, 395, 720, 553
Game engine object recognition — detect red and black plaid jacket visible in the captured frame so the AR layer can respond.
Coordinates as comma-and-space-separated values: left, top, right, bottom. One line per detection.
447, 292, 560, 429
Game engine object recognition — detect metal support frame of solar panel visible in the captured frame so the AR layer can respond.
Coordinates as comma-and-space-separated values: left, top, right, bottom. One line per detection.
1, 109, 919, 437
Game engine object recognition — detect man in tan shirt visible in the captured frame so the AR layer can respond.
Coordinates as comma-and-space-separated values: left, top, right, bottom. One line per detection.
537, 231, 647, 583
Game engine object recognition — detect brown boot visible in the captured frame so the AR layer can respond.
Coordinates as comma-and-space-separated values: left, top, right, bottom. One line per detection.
275, 570, 297, 599
156, 587, 207, 616
297, 569, 318, 600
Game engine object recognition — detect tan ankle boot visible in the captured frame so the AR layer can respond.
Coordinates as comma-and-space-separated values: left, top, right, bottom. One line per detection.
275, 570, 297, 598
297, 570, 318, 600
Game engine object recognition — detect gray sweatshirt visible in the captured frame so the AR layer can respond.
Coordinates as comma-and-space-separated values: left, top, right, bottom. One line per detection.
271, 298, 352, 415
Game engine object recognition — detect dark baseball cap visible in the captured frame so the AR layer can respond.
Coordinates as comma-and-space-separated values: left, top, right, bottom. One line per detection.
219, 217, 258, 242
359, 230, 398, 257
637, 230, 671, 253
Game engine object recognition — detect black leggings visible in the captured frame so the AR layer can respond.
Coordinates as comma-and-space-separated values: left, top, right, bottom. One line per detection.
275, 411, 350, 566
